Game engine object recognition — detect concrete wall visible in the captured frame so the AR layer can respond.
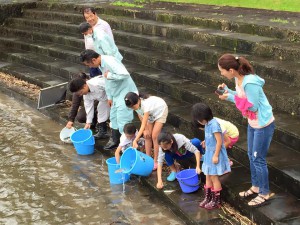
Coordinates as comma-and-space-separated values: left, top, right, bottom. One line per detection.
0, 1, 36, 24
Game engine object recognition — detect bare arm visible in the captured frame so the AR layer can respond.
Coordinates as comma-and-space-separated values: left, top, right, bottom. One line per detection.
115, 146, 122, 164
156, 164, 164, 189
134, 112, 149, 143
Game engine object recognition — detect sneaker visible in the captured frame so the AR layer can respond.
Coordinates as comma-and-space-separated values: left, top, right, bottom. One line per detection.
153, 162, 158, 171
167, 171, 177, 182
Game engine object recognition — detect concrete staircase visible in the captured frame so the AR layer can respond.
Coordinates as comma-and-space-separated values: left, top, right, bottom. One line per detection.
0, 1, 299, 224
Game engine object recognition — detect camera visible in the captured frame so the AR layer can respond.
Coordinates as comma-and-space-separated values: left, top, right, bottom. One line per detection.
215, 87, 225, 95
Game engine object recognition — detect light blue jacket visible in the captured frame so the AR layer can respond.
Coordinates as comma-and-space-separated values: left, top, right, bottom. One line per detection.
93, 29, 123, 62
100, 55, 138, 102
225, 74, 273, 127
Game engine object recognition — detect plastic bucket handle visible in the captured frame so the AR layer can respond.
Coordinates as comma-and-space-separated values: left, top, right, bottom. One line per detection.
178, 174, 202, 187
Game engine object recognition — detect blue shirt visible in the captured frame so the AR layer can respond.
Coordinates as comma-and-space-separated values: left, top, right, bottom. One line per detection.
93, 29, 123, 62
205, 118, 225, 152
100, 55, 138, 102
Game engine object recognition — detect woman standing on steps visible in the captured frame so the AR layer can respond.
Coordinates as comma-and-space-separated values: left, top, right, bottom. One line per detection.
217, 54, 275, 207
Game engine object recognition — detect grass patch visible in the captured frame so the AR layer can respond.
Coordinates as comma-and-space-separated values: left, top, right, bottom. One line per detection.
155, 0, 300, 12
270, 18, 289, 24
111, 1, 144, 8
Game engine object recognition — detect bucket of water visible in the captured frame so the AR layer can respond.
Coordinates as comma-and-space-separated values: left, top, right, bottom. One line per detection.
120, 147, 154, 176
60, 127, 76, 143
176, 169, 200, 193
70, 129, 95, 155
106, 157, 130, 184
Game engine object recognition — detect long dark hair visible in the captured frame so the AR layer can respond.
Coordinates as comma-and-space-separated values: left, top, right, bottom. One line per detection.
124, 92, 149, 107
157, 131, 178, 153
218, 54, 254, 75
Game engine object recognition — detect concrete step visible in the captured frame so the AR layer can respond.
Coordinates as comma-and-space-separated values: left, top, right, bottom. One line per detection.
0, 47, 87, 81
113, 30, 300, 88
117, 44, 300, 116
1, 2, 299, 224
126, 61, 300, 198
1, 61, 299, 225
34, 2, 300, 43
2, 21, 299, 89
1, 34, 299, 115
2, 66, 299, 225
20, 9, 300, 62
1, 41, 299, 198
0, 60, 67, 88
0, 35, 298, 153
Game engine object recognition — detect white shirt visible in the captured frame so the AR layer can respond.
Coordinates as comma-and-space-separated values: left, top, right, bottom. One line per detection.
83, 76, 107, 123
136, 96, 167, 123
84, 17, 114, 50
84, 34, 95, 50
119, 130, 138, 152
157, 134, 200, 165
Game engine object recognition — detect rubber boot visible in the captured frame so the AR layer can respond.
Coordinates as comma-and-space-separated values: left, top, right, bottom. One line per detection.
93, 122, 109, 139
205, 189, 222, 210
103, 129, 121, 150
199, 185, 212, 208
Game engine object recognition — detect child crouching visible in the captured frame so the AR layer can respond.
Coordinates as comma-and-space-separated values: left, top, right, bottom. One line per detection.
115, 123, 144, 164
156, 131, 203, 189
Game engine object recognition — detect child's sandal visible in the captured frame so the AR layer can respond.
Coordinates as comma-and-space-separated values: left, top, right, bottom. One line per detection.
248, 195, 270, 207
239, 188, 258, 198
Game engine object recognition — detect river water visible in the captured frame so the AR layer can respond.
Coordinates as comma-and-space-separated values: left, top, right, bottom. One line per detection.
0, 92, 184, 225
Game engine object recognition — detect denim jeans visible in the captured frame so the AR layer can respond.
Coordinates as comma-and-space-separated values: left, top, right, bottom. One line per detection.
165, 151, 194, 166
247, 122, 275, 195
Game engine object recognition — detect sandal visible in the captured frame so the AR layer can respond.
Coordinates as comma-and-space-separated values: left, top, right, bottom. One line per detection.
239, 188, 258, 198
248, 195, 271, 207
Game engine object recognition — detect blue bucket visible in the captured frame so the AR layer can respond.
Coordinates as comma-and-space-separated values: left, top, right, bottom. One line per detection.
176, 169, 200, 193
106, 157, 130, 184
70, 129, 95, 155
120, 147, 154, 176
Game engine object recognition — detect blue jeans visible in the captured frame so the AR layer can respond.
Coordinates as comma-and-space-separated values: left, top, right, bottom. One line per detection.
247, 122, 275, 195
165, 151, 194, 166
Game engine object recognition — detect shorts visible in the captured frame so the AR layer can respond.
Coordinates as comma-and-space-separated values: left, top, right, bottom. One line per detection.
152, 107, 168, 124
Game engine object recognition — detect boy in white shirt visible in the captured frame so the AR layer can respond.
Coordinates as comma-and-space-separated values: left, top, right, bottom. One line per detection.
115, 123, 145, 164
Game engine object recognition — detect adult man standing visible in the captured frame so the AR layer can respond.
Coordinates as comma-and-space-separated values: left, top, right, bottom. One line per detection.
79, 22, 123, 62
82, 7, 115, 77
82, 7, 114, 39
80, 50, 138, 150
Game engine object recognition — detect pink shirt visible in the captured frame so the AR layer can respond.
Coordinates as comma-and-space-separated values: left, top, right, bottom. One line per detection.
235, 81, 274, 128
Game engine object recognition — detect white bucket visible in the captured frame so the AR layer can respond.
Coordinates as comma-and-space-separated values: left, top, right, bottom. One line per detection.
60, 127, 76, 143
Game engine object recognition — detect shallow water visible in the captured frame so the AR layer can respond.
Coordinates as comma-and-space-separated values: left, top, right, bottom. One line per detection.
0, 93, 184, 225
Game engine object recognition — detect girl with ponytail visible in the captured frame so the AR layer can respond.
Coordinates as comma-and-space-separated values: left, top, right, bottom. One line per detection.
124, 92, 168, 170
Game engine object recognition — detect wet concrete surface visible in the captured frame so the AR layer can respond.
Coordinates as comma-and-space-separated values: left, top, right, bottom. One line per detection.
0, 92, 184, 225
